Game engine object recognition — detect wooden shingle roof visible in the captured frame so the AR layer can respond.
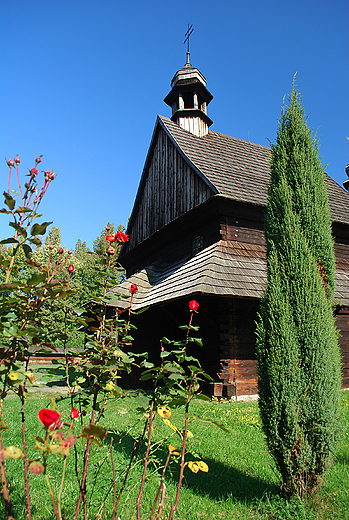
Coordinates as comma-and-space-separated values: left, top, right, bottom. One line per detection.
111, 240, 349, 309
159, 116, 349, 225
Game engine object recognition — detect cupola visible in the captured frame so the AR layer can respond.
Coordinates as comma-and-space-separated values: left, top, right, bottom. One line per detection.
164, 50, 213, 137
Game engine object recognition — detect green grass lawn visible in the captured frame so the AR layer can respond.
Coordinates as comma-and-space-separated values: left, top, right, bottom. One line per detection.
1, 389, 349, 520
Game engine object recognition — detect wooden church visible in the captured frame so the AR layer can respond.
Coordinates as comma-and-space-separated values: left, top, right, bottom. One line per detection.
111, 53, 349, 397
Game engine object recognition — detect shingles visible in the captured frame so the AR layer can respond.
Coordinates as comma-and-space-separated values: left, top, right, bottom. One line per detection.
110, 240, 349, 310
159, 116, 349, 225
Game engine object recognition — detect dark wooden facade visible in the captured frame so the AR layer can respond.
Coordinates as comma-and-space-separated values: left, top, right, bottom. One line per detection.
111, 106, 349, 396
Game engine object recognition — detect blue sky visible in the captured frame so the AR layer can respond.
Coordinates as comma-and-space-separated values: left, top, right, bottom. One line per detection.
1, 0, 348, 249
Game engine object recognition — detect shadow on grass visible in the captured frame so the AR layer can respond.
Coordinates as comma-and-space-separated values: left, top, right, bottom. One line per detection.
104, 429, 279, 503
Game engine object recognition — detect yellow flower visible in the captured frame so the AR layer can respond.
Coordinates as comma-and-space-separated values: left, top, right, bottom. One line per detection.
168, 445, 180, 455
157, 406, 171, 418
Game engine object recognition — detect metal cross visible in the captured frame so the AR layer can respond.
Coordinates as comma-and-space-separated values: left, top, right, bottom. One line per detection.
183, 24, 193, 54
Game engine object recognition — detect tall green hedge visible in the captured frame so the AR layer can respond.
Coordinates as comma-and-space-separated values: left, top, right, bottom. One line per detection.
256, 86, 342, 497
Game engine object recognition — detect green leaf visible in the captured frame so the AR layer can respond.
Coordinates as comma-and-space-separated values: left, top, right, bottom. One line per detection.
179, 325, 200, 331
3, 192, 15, 210
48, 445, 70, 456
3, 446, 24, 459
0, 282, 21, 292
29, 236, 42, 246
22, 244, 32, 259
27, 273, 47, 286
14, 206, 33, 214
83, 424, 107, 441
30, 221, 53, 236
0, 238, 18, 244
9, 222, 27, 238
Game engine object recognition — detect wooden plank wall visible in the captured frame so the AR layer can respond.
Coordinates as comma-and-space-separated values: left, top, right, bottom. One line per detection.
221, 216, 265, 246
127, 127, 214, 250
218, 298, 259, 396
336, 307, 349, 388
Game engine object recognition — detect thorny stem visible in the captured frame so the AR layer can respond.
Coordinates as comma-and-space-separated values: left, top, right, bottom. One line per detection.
15, 163, 23, 200
185, 311, 194, 346
150, 450, 171, 520
7, 165, 11, 194
111, 417, 149, 520
73, 388, 98, 520
109, 438, 117, 520
168, 382, 193, 520
45, 474, 60, 520
20, 385, 32, 520
136, 400, 155, 520
57, 422, 73, 520
0, 431, 15, 520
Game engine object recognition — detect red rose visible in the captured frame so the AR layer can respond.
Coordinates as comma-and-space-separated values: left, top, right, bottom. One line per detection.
189, 300, 199, 312
38, 409, 60, 428
130, 284, 138, 294
14, 155, 20, 164
68, 264, 74, 273
70, 407, 79, 419
115, 231, 129, 243
106, 233, 117, 242
58, 247, 64, 254
36, 156, 42, 164
30, 168, 38, 177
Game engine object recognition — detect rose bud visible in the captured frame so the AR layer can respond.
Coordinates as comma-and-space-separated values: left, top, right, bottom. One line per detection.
8, 159, 15, 167
35, 156, 42, 164
130, 284, 138, 294
14, 155, 20, 164
189, 300, 199, 312
68, 250, 72, 254
58, 248, 64, 254
70, 407, 80, 419
48, 245, 54, 250
30, 167, 38, 177
68, 264, 75, 273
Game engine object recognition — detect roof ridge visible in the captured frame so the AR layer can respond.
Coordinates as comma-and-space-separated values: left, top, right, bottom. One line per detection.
159, 114, 271, 150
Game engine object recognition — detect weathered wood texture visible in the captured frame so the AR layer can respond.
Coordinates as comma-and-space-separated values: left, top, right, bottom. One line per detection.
336, 306, 349, 388
126, 126, 214, 251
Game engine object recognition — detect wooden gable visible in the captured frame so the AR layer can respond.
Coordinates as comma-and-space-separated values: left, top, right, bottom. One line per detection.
124, 120, 216, 253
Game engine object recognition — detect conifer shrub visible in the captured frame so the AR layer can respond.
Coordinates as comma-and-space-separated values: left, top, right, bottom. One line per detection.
256, 85, 342, 497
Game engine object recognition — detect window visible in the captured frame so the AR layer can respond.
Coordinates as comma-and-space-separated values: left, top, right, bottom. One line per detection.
192, 235, 204, 256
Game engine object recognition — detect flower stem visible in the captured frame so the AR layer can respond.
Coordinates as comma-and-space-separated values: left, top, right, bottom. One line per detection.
20, 389, 32, 520
168, 383, 192, 520
0, 431, 14, 520
136, 400, 155, 520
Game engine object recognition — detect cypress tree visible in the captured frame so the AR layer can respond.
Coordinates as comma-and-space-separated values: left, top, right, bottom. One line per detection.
256, 84, 342, 497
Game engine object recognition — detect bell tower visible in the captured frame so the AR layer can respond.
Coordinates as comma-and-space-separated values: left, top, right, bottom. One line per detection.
164, 26, 213, 137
